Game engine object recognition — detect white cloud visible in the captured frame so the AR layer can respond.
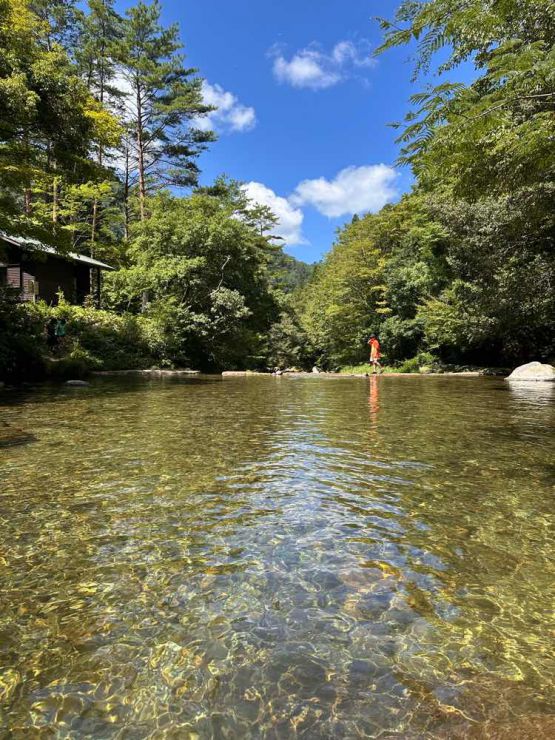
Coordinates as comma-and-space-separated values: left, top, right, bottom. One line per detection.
242, 182, 305, 245
196, 81, 256, 133
332, 40, 374, 68
292, 164, 398, 218
271, 40, 375, 90
239, 163, 398, 249
273, 51, 340, 90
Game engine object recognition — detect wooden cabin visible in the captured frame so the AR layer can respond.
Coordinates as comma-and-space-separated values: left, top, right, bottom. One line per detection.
0, 233, 114, 306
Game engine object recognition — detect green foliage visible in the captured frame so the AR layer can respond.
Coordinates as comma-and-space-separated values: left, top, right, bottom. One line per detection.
0, 0, 122, 254
298, 194, 446, 367
397, 357, 419, 374
379, 315, 425, 363
373, 0, 555, 364
338, 364, 373, 375
396, 352, 437, 374
48, 298, 165, 370
76, 0, 123, 108
264, 305, 313, 370
0, 288, 46, 381
0, 295, 167, 381
47, 343, 102, 380
339, 351, 438, 375
299, 184, 554, 367
104, 190, 281, 370
419, 190, 555, 362
376, 1, 555, 199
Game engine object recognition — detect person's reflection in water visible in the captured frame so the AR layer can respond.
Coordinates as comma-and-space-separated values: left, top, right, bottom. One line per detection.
368, 375, 380, 432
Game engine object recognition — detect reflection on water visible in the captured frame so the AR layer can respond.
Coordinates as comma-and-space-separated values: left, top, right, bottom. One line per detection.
368, 375, 380, 424
508, 379, 555, 406
0, 376, 554, 737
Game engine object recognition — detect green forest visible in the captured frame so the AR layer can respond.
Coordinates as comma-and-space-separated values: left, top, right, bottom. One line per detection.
1, 0, 553, 381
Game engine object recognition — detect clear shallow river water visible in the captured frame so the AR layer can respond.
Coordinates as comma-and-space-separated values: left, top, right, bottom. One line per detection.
0, 375, 554, 738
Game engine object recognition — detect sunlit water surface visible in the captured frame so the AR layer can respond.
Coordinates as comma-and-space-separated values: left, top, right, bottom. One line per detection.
1, 376, 554, 738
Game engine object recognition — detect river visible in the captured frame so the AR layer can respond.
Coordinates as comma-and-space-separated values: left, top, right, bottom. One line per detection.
1, 375, 553, 737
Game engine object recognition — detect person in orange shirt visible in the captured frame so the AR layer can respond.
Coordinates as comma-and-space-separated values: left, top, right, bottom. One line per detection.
368, 334, 382, 374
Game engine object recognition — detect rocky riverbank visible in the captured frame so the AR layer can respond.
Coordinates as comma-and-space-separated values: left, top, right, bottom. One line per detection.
93, 369, 200, 377
221, 370, 486, 378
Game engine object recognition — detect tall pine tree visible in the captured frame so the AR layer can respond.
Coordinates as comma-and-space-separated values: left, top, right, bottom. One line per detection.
116, 0, 215, 221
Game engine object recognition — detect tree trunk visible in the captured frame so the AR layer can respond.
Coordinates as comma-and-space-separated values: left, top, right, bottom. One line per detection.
91, 197, 98, 256
136, 84, 149, 310
52, 176, 59, 224
23, 133, 32, 217
123, 144, 130, 241
136, 87, 146, 222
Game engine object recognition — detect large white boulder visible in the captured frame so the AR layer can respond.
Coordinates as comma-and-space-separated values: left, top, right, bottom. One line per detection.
506, 361, 555, 382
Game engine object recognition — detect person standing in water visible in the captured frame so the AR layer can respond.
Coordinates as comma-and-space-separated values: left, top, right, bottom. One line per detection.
368, 334, 382, 374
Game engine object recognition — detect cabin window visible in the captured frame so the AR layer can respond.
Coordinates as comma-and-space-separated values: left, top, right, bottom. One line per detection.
6, 264, 21, 289
22, 272, 38, 301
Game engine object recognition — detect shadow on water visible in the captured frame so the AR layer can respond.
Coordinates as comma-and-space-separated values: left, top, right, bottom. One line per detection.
0, 375, 553, 737
0, 374, 224, 409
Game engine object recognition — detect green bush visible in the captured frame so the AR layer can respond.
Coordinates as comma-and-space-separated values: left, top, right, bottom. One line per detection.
396, 357, 420, 373
396, 352, 438, 374
49, 299, 162, 370
47, 343, 103, 380
0, 291, 47, 382
0, 296, 169, 383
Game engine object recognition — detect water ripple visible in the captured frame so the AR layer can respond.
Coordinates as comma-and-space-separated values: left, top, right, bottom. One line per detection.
0, 376, 553, 737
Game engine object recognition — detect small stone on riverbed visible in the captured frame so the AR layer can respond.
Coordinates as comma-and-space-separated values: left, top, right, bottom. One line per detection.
506, 361, 555, 382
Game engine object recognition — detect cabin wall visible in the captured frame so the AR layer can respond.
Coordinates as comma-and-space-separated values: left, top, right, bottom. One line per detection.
28, 257, 84, 305
0, 242, 92, 305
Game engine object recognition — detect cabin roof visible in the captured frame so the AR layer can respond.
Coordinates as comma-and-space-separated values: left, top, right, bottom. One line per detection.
0, 232, 115, 270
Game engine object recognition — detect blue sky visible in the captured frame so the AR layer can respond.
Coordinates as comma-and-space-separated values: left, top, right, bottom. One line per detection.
113, 1, 462, 262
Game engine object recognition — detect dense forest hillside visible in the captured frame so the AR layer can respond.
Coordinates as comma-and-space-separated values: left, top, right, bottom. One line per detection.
0, 0, 553, 381
268, 252, 315, 295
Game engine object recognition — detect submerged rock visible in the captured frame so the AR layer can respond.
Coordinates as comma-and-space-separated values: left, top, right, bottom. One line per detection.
506, 361, 555, 382
0, 423, 35, 448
